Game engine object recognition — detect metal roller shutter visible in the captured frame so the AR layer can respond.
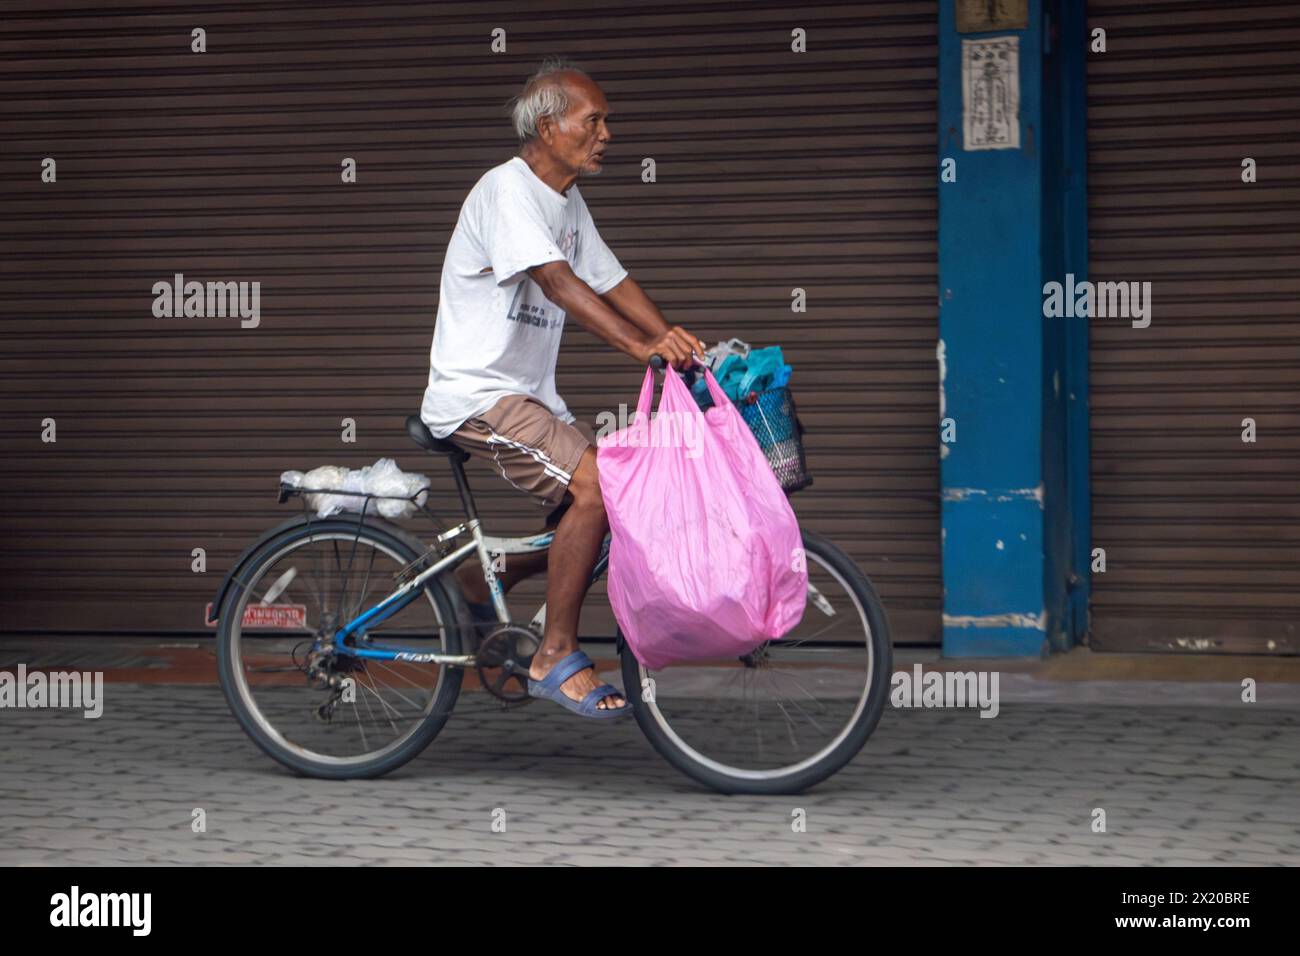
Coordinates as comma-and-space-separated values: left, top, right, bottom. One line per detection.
1086, 0, 1300, 653
0, 0, 940, 642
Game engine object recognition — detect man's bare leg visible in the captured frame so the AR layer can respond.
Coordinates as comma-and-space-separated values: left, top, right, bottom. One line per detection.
528, 448, 624, 709
453, 494, 572, 603
454, 546, 549, 604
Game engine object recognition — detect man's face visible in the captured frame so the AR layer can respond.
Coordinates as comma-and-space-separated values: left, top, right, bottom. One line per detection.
540, 75, 611, 177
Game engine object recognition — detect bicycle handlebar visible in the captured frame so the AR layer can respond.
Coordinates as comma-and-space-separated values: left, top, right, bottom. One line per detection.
648, 353, 705, 388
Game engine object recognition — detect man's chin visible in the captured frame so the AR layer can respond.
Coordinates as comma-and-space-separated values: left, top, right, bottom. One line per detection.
579, 160, 604, 177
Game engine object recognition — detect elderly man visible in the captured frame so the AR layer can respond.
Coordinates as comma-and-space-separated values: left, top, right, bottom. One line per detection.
420, 59, 703, 717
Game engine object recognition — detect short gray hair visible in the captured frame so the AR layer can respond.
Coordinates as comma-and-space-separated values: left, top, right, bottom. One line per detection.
509, 57, 589, 143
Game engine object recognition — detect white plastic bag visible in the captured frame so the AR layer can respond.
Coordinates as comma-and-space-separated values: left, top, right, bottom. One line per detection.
703, 337, 751, 373
280, 458, 430, 520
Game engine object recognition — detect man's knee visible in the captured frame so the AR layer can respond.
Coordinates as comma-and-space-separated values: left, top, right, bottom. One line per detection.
566, 448, 604, 512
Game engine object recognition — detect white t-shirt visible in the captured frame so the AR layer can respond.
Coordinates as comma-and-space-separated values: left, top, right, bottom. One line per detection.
419, 156, 628, 438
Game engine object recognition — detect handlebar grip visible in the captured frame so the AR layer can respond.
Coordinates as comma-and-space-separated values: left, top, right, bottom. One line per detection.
648, 353, 704, 389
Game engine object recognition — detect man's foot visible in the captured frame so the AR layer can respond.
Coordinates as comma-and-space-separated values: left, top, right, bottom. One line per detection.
529, 649, 626, 711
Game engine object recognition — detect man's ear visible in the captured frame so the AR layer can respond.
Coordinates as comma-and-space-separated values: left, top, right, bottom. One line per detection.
536, 113, 553, 145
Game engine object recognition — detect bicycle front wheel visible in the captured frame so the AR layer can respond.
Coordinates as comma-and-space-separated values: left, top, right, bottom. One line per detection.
620, 529, 892, 794
216, 518, 463, 779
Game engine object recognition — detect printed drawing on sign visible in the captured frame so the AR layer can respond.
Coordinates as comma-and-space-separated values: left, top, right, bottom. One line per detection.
962, 36, 1020, 150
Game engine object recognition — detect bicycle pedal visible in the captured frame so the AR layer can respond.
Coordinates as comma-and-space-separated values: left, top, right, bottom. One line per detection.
505, 659, 533, 680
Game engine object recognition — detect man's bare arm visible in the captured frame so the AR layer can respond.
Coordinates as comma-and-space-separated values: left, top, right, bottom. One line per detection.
599, 275, 669, 339
529, 261, 703, 368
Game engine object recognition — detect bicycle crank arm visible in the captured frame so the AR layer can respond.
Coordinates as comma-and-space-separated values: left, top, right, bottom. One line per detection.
503, 658, 532, 679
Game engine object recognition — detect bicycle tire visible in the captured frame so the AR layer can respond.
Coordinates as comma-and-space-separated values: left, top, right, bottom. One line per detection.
216, 518, 463, 779
619, 528, 892, 795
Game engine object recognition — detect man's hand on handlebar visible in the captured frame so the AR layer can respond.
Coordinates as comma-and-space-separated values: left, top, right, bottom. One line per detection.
640, 327, 706, 370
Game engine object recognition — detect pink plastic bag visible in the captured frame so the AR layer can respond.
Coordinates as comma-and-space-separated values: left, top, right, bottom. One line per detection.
597, 365, 808, 671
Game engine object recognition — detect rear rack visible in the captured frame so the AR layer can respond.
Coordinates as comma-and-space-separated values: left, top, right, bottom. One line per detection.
275, 481, 453, 579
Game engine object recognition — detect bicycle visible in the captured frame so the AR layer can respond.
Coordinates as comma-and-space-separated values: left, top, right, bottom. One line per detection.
212, 359, 892, 794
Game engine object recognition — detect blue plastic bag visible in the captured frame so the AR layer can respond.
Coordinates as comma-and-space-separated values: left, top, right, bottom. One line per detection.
706, 346, 792, 403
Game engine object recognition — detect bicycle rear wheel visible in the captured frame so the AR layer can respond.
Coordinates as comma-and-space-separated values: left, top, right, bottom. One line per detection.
216, 518, 462, 779
620, 529, 891, 794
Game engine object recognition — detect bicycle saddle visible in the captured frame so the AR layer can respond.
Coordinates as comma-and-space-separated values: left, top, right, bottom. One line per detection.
405, 415, 467, 457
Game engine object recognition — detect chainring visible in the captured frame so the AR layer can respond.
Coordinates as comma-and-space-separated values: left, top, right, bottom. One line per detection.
475, 624, 541, 704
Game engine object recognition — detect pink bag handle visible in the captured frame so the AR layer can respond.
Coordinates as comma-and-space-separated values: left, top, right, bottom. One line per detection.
700, 366, 729, 408
635, 366, 657, 419
637, 361, 729, 419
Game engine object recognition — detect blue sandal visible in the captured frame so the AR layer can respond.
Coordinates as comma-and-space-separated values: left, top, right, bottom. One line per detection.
528, 650, 631, 719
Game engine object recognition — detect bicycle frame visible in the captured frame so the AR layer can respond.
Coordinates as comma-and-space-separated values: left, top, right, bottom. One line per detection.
327, 518, 562, 666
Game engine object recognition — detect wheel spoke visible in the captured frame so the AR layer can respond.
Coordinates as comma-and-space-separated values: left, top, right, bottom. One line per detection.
358, 666, 426, 714
350, 686, 370, 751
371, 659, 436, 694
765, 671, 831, 735
355, 671, 402, 736
773, 696, 800, 751
349, 546, 379, 625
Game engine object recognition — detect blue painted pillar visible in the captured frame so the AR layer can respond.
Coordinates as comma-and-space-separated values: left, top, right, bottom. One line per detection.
937, 1, 1088, 657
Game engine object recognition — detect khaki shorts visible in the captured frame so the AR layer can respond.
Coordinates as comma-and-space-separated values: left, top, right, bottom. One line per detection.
450, 394, 596, 509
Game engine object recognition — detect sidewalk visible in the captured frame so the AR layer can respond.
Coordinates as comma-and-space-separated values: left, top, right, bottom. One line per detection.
1, 638, 1297, 865
4, 635, 1298, 705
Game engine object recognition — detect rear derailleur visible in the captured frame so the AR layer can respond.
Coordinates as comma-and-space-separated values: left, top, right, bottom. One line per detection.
304, 642, 365, 723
